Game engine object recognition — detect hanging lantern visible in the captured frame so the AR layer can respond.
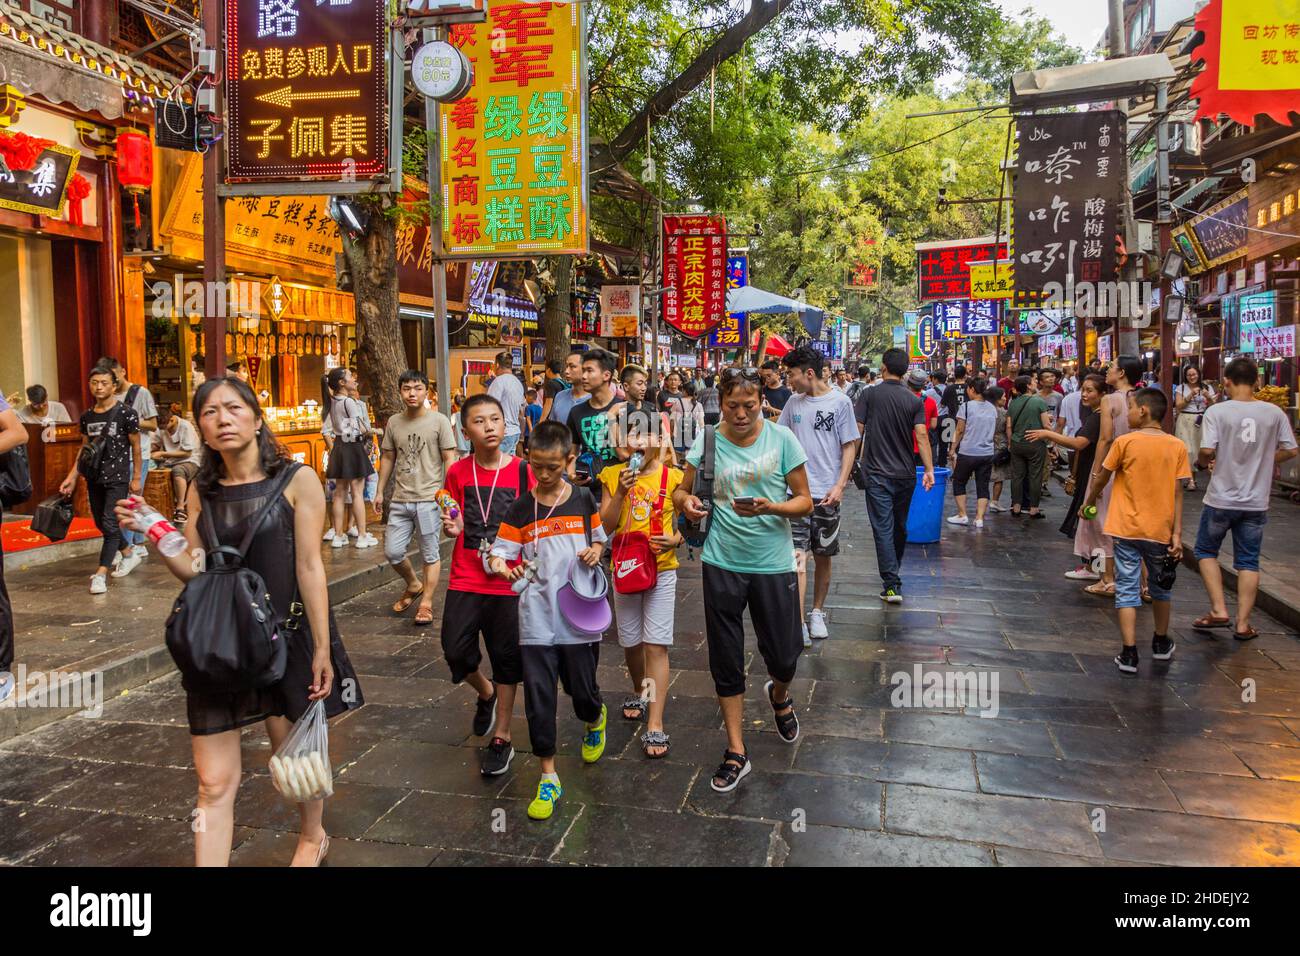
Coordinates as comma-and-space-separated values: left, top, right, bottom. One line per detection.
116, 129, 153, 229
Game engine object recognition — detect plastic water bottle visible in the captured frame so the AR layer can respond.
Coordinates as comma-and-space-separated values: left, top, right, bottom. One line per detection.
129, 499, 187, 557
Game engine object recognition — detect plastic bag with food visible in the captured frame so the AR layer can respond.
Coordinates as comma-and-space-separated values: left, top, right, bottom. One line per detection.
268, 700, 334, 802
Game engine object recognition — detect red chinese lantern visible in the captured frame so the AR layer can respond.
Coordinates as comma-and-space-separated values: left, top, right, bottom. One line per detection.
116, 129, 153, 228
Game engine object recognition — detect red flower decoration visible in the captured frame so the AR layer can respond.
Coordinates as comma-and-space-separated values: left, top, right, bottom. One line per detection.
65, 172, 91, 227
0, 130, 55, 171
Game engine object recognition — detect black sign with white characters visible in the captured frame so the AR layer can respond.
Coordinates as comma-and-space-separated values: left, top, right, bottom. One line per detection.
1012, 111, 1124, 307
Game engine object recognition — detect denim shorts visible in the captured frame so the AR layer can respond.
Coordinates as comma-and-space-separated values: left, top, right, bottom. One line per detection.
1113, 537, 1173, 609
384, 500, 443, 566
1193, 505, 1267, 572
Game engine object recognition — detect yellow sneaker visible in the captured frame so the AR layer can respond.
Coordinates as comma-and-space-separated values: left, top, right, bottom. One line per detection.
527, 777, 562, 820
581, 703, 608, 764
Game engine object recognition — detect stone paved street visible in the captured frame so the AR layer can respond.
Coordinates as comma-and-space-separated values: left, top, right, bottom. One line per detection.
3, 486, 1300, 867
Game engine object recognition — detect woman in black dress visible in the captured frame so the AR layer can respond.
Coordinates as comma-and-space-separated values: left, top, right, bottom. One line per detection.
116, 377, 363, 866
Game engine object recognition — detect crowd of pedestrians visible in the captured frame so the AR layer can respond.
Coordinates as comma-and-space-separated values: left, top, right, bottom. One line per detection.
4, 342, 1297, 866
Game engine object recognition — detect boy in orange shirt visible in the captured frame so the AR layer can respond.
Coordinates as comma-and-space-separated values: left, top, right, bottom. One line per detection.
1083, 388, 1191, 675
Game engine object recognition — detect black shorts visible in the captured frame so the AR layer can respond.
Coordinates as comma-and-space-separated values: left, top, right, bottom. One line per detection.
440, 589, 523, 685
790, 502, 842, 557
702, 563, 802, 698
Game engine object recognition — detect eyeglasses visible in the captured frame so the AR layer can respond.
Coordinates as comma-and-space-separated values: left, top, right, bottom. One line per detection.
720, 366, 762, 384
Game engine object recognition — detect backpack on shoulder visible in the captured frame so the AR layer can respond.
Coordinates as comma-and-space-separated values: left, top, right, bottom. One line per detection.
676, 425, 715, 548
164, 464, 300, 693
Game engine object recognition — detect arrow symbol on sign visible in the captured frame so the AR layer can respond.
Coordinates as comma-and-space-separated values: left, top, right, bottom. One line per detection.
255, 86, 362, 108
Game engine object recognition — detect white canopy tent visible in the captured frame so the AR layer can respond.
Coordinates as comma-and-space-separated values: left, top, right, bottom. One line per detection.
725, 285, 825, 341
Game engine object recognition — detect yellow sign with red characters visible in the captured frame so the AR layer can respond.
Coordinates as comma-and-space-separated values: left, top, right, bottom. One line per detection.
439, 2, 589, 259
1192, 0, 1300, 126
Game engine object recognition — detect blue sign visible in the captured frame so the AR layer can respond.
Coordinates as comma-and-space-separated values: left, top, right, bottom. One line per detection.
935, 300, 1000, 337
917, 309, 937, 356
708, 253, 748, 348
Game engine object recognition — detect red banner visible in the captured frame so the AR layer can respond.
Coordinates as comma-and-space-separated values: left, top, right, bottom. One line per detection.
916, 237, 1009, 302
1191, 0, 1300, 127
662, 214, 727, 338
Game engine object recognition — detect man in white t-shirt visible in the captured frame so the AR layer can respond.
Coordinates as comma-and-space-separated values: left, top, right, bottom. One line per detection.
152, 404, 202, 523
486, 351, 525, 456
16, 385, 71, 425
779, 346, 860, 644
1192, 357, 1298, 641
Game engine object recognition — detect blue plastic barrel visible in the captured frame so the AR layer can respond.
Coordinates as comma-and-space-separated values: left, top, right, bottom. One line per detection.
905, 466, 951, 544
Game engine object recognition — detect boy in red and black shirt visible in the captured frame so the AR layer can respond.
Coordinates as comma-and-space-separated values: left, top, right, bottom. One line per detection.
441, 394, 535, 776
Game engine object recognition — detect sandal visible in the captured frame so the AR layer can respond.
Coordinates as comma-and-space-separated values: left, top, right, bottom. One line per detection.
413, 606, 434, 626
710, 750, 751, 793
621, 696, 647, 721
1193, 614, 1231, 630
1233, 627, 1260, 642
1083, 581, 1115, 596
392, 588, 424, 614
640, 729, 670, 759
764, 679, 800, 743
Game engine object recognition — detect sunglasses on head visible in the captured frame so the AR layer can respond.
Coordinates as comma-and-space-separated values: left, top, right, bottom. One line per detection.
721, 367, 762, 384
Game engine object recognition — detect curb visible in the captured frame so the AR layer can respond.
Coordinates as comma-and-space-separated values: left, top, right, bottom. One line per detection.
0, 536, 453, 744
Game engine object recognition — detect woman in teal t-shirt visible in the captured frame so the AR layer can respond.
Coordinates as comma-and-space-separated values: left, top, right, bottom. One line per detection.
675, 367, 812, 794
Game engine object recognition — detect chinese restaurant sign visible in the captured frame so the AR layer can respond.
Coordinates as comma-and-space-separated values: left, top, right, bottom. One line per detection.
1012, 111, 1125, 307
440, 2, 589, 259
916, 237, 1009, 301
662, 214, 727, 339
0, 143, 78, 217
968, 260, 1014, 300
934, 300, 1001, 337
1192, 0, 1300, 127
707, 252, 748, 348
161, 154, 341, 276
1188, 188, 1248, 268
226, 0, 390, 184
1256, 324, 1295, 361
599, 284, 640, 338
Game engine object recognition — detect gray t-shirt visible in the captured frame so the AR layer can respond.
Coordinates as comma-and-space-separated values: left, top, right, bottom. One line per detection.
487, 372, 525, 434
956, 399, 998, 457
777, 389, 860, 497
1201, 400, 1297, 512
381, 409, 456, 501
124, 383, 158, 457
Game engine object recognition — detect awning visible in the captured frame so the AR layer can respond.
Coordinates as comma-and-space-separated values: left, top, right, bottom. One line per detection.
726, 284, 825, 339
751, 329, 792, 358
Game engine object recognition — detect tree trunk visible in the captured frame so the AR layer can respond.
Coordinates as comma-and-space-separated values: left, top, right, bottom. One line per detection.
542, 255, 574, 365
345, 210, 405, 423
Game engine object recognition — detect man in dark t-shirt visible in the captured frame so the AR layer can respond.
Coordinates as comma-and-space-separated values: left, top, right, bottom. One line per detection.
760, 360, 792, 420
565, 347, 623, 482
854, 349, 934, 603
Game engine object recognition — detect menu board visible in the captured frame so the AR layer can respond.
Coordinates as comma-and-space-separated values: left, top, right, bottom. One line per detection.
1012, 111, 1125, 306
917, 238, 1008, 301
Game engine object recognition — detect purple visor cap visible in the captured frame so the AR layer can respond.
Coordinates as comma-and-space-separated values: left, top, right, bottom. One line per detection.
557, 554, 612, 635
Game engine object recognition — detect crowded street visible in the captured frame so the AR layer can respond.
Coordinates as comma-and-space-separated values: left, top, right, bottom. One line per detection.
2, 0, 1300, 934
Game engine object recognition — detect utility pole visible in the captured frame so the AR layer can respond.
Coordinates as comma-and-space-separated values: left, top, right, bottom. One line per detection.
423, 26, 452, 418
201, 0, 225, 380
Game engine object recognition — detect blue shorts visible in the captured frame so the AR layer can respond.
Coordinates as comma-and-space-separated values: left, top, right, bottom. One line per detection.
1113, 537, 1173, 609
1193, 505, 1266, 572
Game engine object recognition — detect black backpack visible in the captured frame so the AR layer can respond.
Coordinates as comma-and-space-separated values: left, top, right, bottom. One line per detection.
0, 442, 32, 509
164, 464, 298, 693
676, 424, 715, 548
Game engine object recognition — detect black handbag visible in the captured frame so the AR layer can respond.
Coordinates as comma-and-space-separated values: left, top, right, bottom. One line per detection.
164, 464, 299, 694
31, 494, 74, 541
0, 442, 32, 508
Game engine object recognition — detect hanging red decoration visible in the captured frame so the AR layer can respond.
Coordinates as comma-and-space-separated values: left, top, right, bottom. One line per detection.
1191, 0, 1300, 128
0, 130, 55, 172
65, 173, 91, 227
116, 129, 153, 229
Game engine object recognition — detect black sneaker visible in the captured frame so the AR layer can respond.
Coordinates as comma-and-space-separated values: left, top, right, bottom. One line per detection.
1114, 646, 1139, 675
472, 691, 498, 737
480, 736, 514, 776
1151, 634, 1175, 660
880, 588, 903, 604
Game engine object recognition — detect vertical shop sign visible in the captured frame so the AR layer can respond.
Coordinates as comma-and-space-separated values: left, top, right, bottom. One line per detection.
662, 214, 727, 338
1012, 111, 1124, 306
708, 252, 748, 348
441, 2, 589, 258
